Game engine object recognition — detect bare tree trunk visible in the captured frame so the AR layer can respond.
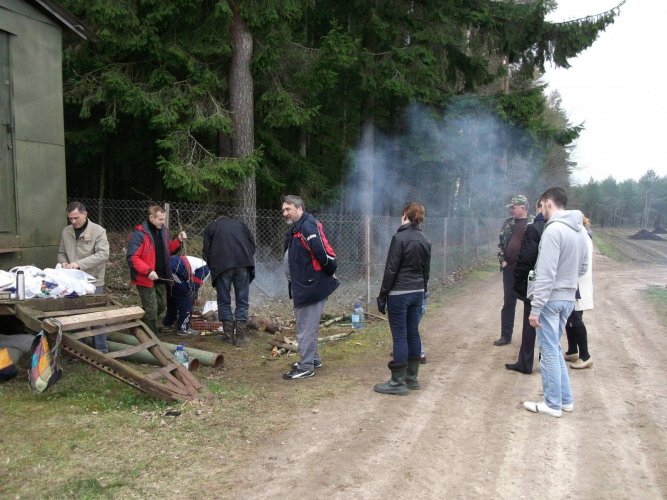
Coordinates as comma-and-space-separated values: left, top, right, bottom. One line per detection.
229, 3, 256, 233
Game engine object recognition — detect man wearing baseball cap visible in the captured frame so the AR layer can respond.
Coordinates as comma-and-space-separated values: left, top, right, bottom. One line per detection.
495, 194, 530, 346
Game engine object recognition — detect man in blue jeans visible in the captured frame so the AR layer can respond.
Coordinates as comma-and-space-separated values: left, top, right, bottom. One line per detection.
523, 187, 589, 417
203, 212, 255, 346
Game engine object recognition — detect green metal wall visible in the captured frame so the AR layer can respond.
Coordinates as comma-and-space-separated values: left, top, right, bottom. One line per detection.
0, 0, 67, 270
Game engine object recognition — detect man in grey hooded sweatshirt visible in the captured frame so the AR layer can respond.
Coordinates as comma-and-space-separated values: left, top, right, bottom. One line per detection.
523, 187, 589, 418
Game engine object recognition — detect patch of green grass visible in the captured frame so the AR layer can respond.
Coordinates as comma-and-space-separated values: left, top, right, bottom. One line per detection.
593, 231, 626, 262
645, 286, 667, 325
53, 477, 127, 499
0, 259, 497, 497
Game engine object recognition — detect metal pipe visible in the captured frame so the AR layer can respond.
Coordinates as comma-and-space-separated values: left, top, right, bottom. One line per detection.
106, 340, 200, 371
107, 332, 223, 369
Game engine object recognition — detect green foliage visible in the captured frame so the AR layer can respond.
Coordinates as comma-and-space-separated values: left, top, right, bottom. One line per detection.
61, 0, 621, 208
571, 171, 667, 228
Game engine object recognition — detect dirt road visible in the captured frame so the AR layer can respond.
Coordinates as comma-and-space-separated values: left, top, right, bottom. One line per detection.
227, 251, 667, 499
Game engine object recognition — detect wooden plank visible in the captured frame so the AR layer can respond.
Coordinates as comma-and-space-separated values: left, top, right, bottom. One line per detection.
145, 363, 178, 379
14, 304, 48, 332
106, 340, 157, 359
68, 321, 139, 340
24, 295, 114, 313
41, 306, 145, 333
0, 304, 15, 316
133, 324, 203, 391
33, 305, 119, 319
61, 336, 183, 402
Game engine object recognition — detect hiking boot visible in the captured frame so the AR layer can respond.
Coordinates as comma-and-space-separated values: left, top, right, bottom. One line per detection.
406, 357, 421, 390
234, 321, 250, 346
373, 362, 409, 396
494, 337, 511, 346
221, 321, 235, 344
283, 366, 315, 380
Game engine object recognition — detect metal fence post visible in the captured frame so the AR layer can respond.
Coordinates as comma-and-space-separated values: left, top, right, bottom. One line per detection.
364, 214, 371, 306
462, 217, 467, 267
443, 216, 448, 282
475, 218, 480, 261
164, 202, 170, 228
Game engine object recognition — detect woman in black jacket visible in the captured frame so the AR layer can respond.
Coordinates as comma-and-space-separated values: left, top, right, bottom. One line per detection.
375, 202, 431, 396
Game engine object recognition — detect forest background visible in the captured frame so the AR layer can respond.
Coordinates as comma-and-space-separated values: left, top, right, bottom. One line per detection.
59, 0, 666, 228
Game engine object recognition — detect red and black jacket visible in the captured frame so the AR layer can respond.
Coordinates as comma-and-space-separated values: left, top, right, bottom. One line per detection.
126, 221, 182, 287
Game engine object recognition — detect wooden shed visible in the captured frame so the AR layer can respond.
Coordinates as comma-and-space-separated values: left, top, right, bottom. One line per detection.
0, 0, 96, 269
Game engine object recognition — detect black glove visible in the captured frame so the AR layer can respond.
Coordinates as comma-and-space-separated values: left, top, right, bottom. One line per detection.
376, 296, 387, 315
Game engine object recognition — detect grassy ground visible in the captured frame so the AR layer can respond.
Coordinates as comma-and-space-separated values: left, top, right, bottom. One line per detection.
645, 285, 667, 326
593, 230, 627, 262
0, 263, 494, 497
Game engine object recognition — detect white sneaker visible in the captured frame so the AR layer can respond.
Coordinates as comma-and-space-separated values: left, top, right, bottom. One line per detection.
562, 402, 574, 412
523, 400, 562, 417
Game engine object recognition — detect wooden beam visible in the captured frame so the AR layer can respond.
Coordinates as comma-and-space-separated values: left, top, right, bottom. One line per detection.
106, 340, 157, 359
32, 305, 120, 319
41, 306, 145, 333
68, 321, 139, 340
14, 304, 48, 332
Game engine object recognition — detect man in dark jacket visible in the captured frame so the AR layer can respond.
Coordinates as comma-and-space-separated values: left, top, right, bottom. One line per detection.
127, 205, 186, 336
505, 201, 545, 374
281, 195, 339, 380
495, 194, 530, 346
203, 212, 256, 346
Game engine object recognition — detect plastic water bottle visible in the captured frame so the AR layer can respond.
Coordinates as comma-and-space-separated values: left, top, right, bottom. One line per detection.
352, 303, 365, 329
16, 270, 25, 300
174, 344, 189, 370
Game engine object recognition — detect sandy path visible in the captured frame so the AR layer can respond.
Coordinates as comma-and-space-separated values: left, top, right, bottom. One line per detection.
227, 252, 667, 499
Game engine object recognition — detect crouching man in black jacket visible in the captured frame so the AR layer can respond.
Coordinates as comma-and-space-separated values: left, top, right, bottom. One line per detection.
281, 195, 339, 380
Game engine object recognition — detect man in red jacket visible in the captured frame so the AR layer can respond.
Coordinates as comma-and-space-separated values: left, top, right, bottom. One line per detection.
127, 205, 186, 335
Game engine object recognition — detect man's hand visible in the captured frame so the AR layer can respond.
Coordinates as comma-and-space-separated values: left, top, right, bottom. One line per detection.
148, 271, 159, 281
178, 231, 188, 241
501, 261, 507, 268
63, 262, 80, 270
529, 314, 540, 328
376, 296, 387, 315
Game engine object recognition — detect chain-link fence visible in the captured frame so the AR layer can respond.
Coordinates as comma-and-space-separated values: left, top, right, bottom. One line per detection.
76, 198, 503, 311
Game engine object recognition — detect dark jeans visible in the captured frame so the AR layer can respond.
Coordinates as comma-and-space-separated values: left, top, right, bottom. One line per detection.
500, 266, 518, 341
138, 283, 168, 335
214, 268, 250, 322
566, 310, 590, 360
514, 300, 536, 372
89, 286, 108, 353
164, 285, 193, 331
387, 292, 423, 364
